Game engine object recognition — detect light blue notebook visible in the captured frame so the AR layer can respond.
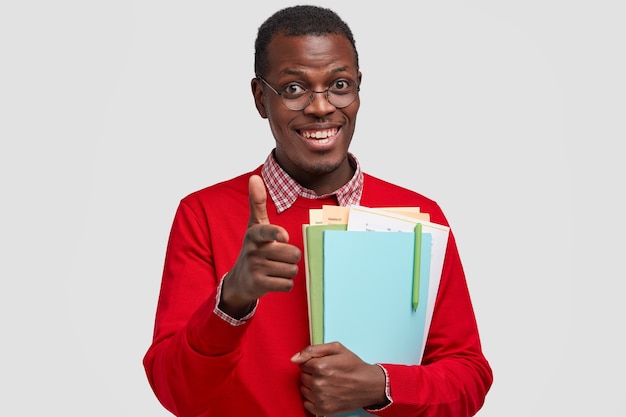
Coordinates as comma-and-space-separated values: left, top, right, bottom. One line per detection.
322, 230, 432, 417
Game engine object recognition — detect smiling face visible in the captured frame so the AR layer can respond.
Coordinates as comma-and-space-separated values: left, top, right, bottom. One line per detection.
251, 33, 362, 194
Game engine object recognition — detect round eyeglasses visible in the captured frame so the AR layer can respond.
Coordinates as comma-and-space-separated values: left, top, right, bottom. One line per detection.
256, 75, 360, 111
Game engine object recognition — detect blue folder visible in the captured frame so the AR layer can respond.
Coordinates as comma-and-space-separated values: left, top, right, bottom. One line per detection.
322, 230, 432, 417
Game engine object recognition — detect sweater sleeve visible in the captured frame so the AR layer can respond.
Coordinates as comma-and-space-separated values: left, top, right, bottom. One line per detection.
370, 231, 493, 417
142, 200, 250, 417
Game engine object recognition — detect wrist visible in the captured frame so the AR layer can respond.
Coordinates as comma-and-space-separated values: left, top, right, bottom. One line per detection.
365, 364, 391, 410
219, 271, 256, 318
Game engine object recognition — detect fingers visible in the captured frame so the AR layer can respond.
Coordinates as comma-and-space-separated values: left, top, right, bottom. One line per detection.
246, 223, 287, 244
246, 247, 301, 279
291, 342, 381, 416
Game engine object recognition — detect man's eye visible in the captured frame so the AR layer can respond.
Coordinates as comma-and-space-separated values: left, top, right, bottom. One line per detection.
332, 79, 351, 91
282, 84, 307, 97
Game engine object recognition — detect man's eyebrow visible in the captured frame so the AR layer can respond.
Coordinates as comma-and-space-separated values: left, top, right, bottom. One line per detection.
280, 66, 351, 76
282, 69, 304, 76
331, 66, 349, 73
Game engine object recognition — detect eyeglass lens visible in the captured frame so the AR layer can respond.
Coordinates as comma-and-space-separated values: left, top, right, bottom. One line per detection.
283, 87, 358, 111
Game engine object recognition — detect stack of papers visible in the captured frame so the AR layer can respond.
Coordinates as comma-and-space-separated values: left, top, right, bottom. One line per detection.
303, 205, 450, 365
302, 205, 450, 417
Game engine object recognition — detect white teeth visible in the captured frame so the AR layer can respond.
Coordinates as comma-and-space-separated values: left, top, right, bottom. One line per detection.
301, 128, 337, 139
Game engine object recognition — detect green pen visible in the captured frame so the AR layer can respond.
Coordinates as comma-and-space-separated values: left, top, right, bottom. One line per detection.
412, 223, 422, 311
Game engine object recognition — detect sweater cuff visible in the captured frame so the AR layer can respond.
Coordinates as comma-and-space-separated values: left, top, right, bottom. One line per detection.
214, 274, 258, 325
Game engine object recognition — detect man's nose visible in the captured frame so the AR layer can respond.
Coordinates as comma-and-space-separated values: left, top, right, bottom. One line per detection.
303, 90, 336, 116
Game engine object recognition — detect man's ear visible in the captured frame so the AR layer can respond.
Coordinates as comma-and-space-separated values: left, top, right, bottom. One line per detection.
251, 78, 268, 119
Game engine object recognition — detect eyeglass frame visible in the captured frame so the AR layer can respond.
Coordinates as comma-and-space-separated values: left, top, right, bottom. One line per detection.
256, 75, 360, 111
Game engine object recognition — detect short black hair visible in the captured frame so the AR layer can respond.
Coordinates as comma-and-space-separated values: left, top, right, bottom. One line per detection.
254, 5, 359, 77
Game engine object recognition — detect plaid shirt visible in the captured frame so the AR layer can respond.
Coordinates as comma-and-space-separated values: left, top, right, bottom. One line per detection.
261, 150, 364, 213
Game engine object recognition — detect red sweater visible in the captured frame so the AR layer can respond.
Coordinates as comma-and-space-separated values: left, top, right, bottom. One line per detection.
143, 166, 492, 417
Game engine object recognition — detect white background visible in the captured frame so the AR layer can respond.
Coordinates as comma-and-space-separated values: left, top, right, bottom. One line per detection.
1, 1, 624, 415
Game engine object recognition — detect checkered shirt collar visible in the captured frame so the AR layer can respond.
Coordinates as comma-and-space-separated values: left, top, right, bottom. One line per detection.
261, 151, 363, 213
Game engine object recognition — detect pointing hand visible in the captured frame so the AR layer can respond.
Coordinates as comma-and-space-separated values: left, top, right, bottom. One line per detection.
219, 175, 301, 317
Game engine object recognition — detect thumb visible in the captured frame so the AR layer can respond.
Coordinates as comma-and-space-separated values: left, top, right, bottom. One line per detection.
291, 342, 342, 364
248, 175, 270, 227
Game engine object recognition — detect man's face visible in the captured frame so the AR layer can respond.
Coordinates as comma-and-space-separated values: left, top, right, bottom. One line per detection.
252, 33, 361, 193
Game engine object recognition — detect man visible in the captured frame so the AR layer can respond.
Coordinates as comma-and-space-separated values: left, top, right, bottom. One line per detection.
143, 5, 492, 417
